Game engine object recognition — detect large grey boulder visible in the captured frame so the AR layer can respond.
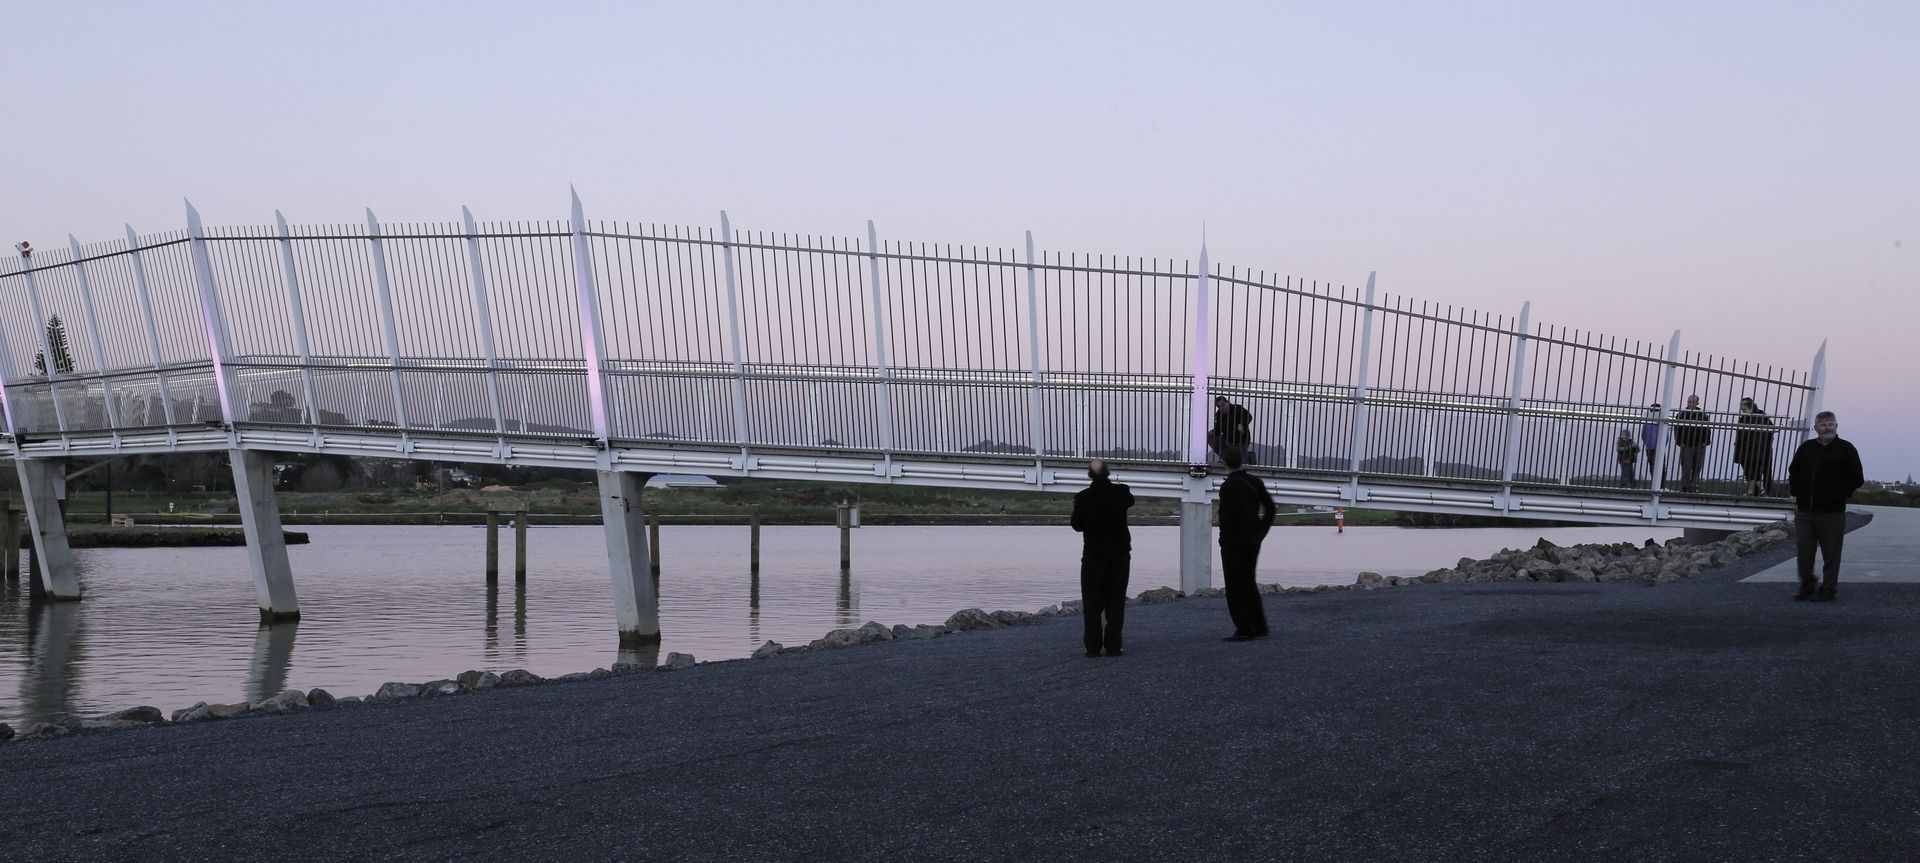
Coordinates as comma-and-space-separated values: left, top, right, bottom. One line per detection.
944, 608, 1000, 631
372, 682, 424, 703
989, 610, 1037, 626
208, 702, 251, 719
1354, 571, 1386, 590
171, 702, 214, 723
456, 670, 501, 691
19, 722, 68, 740
811, 627, 867, 650
418, 679, 460, 696
99, 706, 165, 724
0, 723, 12, 741
306, 689, 338, 710
663, 653, 696, 670
752, 640, 785, 658
498, 669, 543, 687
894, 624, 944, 639
1134, 587, 1183, 604
251, 690, 309, 714
80, 719, 143, 732
856, 620, 895, 642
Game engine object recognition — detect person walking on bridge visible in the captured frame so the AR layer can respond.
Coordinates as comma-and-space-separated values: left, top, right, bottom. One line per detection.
1671, 395, 1712, 492
1070, 459, 1135, 657
1788, 411, 1863, 602
1217, 446, 1274, 641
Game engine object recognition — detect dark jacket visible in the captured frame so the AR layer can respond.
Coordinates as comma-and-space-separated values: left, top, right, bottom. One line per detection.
1070, 478, 1135, 554
1789, 437, 1864, 513
1217, 470, 1276, 547
1212, 402, 1252, 447
1671, 409, 1712, 448
1735, 411, 1775, 465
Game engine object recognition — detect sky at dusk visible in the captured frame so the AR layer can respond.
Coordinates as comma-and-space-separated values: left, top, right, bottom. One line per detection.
4, 1, 1915, 477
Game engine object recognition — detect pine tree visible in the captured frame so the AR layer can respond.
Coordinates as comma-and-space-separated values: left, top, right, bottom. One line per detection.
32, 315, 76, 375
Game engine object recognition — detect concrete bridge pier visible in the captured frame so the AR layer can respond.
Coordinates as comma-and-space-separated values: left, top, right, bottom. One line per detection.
230, 450, 300, 622
598, 470, 661, 647
15, 459, 80, 600
1179, 499, 1214, 594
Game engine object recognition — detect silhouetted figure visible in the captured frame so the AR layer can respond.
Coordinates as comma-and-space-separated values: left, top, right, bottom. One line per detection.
1672, 395, 1712, 492
1217, 446, 1274, 641
1735, 397, 1776, 496
1788, 411, 1863, 602
1615, 429, 1640, 488
1640, 404, 1663, 483
1209, 396, 1253, 464
1070, 459, 1134, 657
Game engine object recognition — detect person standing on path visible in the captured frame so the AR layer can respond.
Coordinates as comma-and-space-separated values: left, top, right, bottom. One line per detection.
1070, 459, 1135, 657
1671, 395, 1712, 492
1788, 411, 1863, 602
1217, 446, 1275, 641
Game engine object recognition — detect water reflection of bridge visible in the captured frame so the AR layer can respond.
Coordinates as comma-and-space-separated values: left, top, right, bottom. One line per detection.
1, 193, 1817, 645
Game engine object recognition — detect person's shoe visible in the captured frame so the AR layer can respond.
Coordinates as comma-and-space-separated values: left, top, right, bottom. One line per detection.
1794, 586, 1815, 601
1249, 629, 1270, 639
1085, 650, 1102, 658
1812, 588, 1837, 603
1106, 649, 1124, 657
1222, 633, 1255, 642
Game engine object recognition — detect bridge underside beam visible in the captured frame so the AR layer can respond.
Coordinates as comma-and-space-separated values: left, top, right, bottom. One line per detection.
15, 458, 79, 599
231, 449, 300, 622
598, 470, 660, 646
16, 428, 1796, 532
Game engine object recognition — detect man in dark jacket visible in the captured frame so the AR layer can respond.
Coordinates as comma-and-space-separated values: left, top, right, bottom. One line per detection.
1217, 446, 1275, 641
1787, 411, 1864, 602
1671, 395, 1712, 492
1070, 459, 1135, 656
1209, 396, 1253, 463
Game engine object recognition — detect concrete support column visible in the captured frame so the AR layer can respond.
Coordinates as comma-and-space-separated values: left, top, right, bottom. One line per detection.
598, 470, 660, 646
230, 449, 300, 622
1179, 499, 1213, 594
16, 459, 79, 599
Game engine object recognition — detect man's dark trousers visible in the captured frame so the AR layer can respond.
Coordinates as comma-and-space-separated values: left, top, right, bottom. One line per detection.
1081, 553, 1130, 654
1796, 511, 1846, 592
1221, 543, 1267, 636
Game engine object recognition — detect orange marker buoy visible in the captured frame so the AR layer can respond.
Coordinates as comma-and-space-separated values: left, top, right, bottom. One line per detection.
1336, 507, 1345, 533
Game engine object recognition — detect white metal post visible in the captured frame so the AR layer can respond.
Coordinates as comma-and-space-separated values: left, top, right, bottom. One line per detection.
806, 381, 822, 446
67, 236, 121, 432
864, 221, 896, 460
1422, 411, 1435, 477
718, 212, 753, 451
1023, 231, 1047, 467
272, 212, 323, 425
1649, 330, 1681, 496
19, 266, 70, 432
124, 225, 177, 426
184, 201, 236, 425
568, 190, 612, 442
230, 448, 299, 621
460, 206, 509, 435
363, 209, 411, 431
1075, 389, 1088, 458
1186, 244, 1213, 468
1347, 273, 1379, 490
1804, 339, 1828, 441
15, 458, 79, 599
1283, 400, 1298, 469
1499, 302, 1535, 500
937, 386, 951, 452
599, 469, 660, 645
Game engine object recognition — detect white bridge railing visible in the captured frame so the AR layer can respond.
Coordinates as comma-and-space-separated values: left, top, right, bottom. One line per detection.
2, 193, 1820, 520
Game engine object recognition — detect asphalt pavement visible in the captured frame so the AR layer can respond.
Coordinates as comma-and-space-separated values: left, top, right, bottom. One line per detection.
2, 511, 1914, 862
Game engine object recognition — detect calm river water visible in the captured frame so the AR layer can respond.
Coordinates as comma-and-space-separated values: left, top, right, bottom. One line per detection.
0, 523, 1678, 726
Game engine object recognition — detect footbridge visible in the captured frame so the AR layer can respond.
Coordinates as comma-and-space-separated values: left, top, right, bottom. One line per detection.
0, 193, 1820, 644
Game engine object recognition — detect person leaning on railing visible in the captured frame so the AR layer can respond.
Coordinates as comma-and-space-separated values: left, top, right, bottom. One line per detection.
1670, 395, 1712, 493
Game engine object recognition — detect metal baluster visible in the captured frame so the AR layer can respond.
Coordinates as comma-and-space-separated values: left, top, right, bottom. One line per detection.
271, 213, 323, 426
363, 210, 411, 432
184, 201, 235, 425
124, 226, 176, 427
1498, 303, 1534, 508
459, 207, 509, 436
568, 191, 612, 443
718, 212, 752, 453
66, 236, 122, 432
864, 222, 896, 464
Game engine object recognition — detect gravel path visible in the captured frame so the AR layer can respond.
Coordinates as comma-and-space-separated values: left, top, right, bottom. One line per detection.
2, 513, 1913, 862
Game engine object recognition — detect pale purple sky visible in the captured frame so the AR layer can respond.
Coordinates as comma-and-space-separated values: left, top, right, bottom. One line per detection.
5, 2, 1915, 477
